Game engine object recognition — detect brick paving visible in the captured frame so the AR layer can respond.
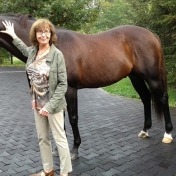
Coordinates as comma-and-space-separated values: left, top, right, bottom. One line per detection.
0, 67, 176, 176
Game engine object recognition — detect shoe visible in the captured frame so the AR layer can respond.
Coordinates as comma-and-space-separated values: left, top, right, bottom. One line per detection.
59, 174, 69, 176
30, 170, 54, 176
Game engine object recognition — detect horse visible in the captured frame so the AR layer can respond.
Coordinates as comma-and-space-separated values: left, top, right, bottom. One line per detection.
0, 14, 173, 160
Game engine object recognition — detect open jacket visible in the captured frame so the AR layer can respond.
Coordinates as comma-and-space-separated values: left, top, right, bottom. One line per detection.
12, 37, 67, 114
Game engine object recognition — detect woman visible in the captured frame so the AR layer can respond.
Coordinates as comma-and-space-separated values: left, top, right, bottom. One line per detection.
1, 19, 72, 176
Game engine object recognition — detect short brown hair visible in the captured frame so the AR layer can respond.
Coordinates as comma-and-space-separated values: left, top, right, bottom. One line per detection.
29, 18, 57, 46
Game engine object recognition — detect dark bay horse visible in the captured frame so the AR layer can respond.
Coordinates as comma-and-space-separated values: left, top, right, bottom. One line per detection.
0, 14, 173, 159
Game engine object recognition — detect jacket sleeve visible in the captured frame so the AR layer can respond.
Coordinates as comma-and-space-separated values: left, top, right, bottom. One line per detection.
44, 52, 68, 113
12, 37, 30, 57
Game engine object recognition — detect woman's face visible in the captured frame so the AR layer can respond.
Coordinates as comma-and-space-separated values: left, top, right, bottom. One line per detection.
36, 26, 51, 45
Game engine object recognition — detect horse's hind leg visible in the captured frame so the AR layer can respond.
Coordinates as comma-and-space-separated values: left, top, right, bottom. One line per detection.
129, 75, 152, 138
147, 79, 173, 143
65, 86, 81, 159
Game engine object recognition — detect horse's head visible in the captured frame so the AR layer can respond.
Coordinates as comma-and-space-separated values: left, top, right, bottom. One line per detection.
0, 14, 35, 62
0, 13, 35, 41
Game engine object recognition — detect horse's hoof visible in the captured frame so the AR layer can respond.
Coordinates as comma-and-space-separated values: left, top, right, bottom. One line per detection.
162, 132, 173, 143
162, 137, 173, 143
70, 147, 79, 160
52, 147, 59, 156
71, 152, 79, 160
52, 150, 59, 156
138, 130, 149, 138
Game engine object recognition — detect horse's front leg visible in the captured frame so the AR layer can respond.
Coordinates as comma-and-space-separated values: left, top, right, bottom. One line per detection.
66, 86, 81, 160
129, 76, 152, 138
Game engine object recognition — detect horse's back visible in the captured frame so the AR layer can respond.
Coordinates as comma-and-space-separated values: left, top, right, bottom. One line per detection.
56, 26, 162, 88
57, 25, 160, 59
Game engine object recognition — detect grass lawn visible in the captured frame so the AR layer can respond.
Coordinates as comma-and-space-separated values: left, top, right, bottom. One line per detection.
0, 57, 25, 67
103, 77, 176, 107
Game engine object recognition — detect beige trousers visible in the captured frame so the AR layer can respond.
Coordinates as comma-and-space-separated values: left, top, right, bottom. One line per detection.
34, 109, 72, 174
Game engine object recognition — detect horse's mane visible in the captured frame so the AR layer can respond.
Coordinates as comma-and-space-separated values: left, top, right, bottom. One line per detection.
0, 13, 36, 28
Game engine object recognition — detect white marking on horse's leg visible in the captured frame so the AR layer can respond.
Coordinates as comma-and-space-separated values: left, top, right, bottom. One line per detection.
138, 130, 149, 138
162, 132, 173, 143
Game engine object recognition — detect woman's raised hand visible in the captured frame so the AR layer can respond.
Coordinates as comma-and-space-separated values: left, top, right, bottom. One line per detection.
1, 20, 17, 39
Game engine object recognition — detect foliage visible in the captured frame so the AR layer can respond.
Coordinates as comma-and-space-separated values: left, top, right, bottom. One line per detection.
0, 58, 3, 64
147, 0, 176, 87
0, 48, 9, 64
125, 0, 151, 28
83, 0, 136, 34
0, 57, 25, 67
0, 0, 101, 30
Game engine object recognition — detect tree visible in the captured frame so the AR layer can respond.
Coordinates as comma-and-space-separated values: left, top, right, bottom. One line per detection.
148, 0, 176, 86
149, 0, 176, 45
84, 0, 135, 34
0, 0, 101, 30
125, 0, 151, 28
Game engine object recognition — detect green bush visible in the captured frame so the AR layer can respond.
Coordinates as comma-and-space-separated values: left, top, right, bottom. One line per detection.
0, 48, 9, 64
0, 57, 3, 64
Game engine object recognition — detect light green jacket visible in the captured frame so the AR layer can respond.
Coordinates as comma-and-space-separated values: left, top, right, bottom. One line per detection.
12, 37, 67, 114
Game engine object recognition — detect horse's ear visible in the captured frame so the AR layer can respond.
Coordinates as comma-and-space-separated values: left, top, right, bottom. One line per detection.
18, 14, 35, 28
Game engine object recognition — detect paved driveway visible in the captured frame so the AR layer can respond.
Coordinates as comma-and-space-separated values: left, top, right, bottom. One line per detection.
0, 67, 176, 176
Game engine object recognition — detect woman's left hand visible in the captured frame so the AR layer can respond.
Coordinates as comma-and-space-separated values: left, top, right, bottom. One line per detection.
39, 108, 50, 116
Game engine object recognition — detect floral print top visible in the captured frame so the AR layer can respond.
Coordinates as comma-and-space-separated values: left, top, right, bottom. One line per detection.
26, 54, 50, 110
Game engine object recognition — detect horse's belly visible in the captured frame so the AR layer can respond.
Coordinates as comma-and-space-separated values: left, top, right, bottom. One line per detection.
79, 62, 132, 88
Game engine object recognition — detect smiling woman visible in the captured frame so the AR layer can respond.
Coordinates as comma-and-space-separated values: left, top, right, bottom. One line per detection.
0, 18, 72, 176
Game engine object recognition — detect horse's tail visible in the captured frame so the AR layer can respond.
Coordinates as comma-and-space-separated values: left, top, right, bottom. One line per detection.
150, 34, 168, 121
